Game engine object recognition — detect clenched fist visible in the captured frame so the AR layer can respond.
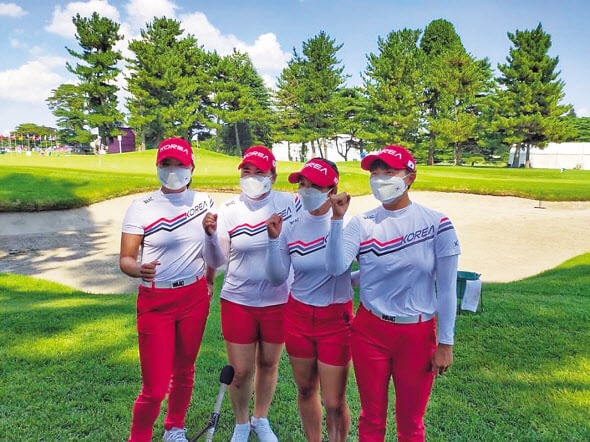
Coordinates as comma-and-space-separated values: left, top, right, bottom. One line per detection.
266, 213, 283, 239
330, 192, 351, 220
140, 260, 160, 282
203, 212, 218, 236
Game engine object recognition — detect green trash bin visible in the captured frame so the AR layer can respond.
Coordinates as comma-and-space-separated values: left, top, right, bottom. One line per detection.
456, 271, 481, 314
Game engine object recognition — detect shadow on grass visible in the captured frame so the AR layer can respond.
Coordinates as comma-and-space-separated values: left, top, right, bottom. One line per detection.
0, 172, 93, 211
0, 171, 134, 293
1, 256, 589, 440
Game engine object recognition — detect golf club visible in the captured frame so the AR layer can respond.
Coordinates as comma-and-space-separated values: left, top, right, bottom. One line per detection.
190, 365, 235, 442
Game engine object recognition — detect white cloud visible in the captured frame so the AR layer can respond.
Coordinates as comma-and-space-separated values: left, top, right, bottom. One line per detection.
181, 12, 289, 76
125, 0, 178, 29
577, 107, 590, 117
261, 74, 276, 89
45, 0, 120, 38
0, 3, 27, 18
240, 33, 290, 73
0, 56, 68, 103
43, 1, 288, 81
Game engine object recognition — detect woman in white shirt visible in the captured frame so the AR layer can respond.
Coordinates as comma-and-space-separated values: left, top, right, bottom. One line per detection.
265, 158, 353, 442
205, 146, 300, 442
120, 138, 223, 442
326, 145, 460, 442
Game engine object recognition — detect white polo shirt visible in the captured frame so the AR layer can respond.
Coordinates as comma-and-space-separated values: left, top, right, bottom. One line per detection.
326, 202, 461, 343
122, 189, 214, 282
217, 190, 301, 307
267, 209, 353, 307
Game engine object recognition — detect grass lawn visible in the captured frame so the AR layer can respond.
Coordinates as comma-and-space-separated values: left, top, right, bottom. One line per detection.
2, 150, 590, 211
1, 254, 589, 441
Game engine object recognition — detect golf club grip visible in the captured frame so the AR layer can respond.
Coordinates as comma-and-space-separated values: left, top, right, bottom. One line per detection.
205, 413, 219, 442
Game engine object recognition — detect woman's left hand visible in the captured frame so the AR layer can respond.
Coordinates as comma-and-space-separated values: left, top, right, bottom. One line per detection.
203, 212, 218, 236
431, 343, 453, 376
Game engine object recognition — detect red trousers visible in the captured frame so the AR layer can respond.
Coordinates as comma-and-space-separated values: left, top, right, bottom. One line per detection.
351, 304, 437, 442
128, 278, 210, 442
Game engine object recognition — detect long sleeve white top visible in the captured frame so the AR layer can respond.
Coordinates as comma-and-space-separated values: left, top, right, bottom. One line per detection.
326, 202, 461, 344
265, 209, 353, 306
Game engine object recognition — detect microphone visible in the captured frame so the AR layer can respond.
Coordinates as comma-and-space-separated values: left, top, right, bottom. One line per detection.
205, 365, 234, 442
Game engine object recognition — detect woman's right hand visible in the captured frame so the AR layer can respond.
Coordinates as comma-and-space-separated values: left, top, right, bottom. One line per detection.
140, 260, 160, 282
266, 213, 283, 239
330, 192, 351, 220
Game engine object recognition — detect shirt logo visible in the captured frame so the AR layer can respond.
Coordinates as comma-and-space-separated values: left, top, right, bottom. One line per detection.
359, 225, 435, 256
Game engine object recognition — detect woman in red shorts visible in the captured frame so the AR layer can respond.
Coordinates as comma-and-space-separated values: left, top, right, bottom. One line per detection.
205, 145, 301, 442
265, 158, 353, 442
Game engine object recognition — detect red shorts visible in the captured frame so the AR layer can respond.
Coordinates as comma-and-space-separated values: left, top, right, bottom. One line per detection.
284, 295, 353, 366
221, 299, 286, 344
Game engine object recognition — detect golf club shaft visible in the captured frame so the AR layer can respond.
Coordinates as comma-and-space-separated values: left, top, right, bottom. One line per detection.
205, 384, 228, 440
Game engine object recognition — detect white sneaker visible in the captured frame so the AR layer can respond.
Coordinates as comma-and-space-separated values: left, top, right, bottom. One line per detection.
250, 417, 278, 442
230, 422, 251, 442
163, 427, 188, 442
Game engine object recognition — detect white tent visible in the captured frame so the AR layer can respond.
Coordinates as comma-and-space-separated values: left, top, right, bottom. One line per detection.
508, 142, 590, 170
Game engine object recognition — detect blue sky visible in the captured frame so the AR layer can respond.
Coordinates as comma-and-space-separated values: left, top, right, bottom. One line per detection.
1, 0, 589, 135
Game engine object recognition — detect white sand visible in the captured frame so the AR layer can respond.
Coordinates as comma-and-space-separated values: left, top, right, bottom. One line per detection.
1, 191, 589, 294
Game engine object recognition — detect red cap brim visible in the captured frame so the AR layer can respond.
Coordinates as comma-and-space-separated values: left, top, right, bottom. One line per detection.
238, 158, 272, 172
361, 153, 406, 171
288, 172, 301, 184
288, 168, 335, 187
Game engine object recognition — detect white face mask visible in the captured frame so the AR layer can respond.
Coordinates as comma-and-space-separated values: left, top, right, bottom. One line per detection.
157, 166, 192, 190
298, 187, 329, 212
240, 175, 272, 199
370, 175, 408, 204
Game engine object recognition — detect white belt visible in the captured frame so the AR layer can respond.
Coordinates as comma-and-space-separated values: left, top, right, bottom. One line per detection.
140, 275, 201, 289
366, 305, 435, 324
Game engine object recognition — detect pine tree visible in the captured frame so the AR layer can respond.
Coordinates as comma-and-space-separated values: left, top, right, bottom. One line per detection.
127, 17, 213, 148
273, 58, 305, 160
46, 83, 94, 147
296, 32, 347, 158
210, 50, 272, 154
421, 19, 463, 164
335, 87, 372, 160
364, 29, 424, 149
427, 47, 493, 165
496, 23, 572, 168
66, 12, 124, 148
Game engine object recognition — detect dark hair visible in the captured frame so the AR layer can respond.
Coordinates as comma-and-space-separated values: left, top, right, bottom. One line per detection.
369, 158, 394, 173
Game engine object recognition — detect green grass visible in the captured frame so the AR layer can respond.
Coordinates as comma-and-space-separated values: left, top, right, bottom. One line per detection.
2, 150, 590, 211
1, 255, 589, 441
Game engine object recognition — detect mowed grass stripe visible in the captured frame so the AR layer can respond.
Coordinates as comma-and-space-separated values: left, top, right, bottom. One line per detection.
1, 254, 589, 440
2, 150, 590, 211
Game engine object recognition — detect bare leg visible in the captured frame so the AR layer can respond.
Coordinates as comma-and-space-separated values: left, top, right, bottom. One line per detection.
226, 341, 257, 424
290, 356, 322, 442
253, 341, 284, 418
318, 361, 351, 442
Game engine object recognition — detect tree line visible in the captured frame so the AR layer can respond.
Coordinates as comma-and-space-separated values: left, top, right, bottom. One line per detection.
44, 14, 585, 167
